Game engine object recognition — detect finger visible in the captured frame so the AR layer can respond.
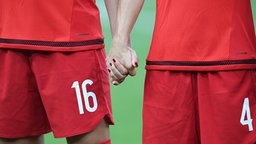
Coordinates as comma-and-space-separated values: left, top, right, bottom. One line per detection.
112, 80, 120, 85
111, 74, 125, 85
108, 68, 119, 81
128, 68, 136, 76
112, 77, 125, 85
106, 59, 127, 85
109, 62, 127, 80
113, 58, 129, 75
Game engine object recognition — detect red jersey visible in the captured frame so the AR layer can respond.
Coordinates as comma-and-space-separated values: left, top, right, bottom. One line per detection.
146, 0, 256, 71
0, 0, 104, 51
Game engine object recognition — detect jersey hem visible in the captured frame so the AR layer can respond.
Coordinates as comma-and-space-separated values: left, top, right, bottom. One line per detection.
0, 38, 104, 51
146, 60, 256, 71
0, 43, 105, 52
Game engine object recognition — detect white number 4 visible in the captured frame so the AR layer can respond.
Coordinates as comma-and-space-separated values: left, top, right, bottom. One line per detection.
240, 98, 253, 131
71, 80, 98, 114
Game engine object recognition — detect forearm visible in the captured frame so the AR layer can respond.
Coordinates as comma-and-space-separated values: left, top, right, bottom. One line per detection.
104, 0, 118, 36
106, 0, 143, 85
114, 0, 145, 44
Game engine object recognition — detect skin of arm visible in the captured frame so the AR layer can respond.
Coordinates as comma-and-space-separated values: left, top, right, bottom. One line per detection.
106, 0, 145, 85
104, 0, 118, 36
105, 0, 128, 85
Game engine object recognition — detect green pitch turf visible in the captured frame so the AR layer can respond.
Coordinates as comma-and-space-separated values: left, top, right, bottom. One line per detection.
45, 1, 256, 143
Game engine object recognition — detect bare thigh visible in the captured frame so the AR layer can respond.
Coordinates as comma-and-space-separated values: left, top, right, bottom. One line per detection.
0, 119, 109, 144
66, 119, 110, 144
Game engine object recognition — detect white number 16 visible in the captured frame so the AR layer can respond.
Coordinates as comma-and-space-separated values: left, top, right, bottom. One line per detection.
240, 98, 253, 131
71, 80, 98, 114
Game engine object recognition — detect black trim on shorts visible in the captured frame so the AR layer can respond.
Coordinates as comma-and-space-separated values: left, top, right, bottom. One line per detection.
0, 38, 104, 47
146, 59, 256, 66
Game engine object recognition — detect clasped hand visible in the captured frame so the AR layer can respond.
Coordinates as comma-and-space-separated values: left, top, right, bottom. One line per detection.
106, 39, 138, 85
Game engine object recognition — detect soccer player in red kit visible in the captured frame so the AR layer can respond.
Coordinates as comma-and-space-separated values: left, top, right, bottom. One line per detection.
0, 0, 118, 144
107, 0, 256, 143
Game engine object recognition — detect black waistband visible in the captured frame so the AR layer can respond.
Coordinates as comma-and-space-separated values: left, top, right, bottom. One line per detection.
0, 38, 104, 47
147, 59, 256, 66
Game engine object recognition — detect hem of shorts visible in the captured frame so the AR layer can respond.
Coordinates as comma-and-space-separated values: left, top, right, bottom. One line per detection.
95, 48, 114, 125
53, 49, 114, 138
0, 43, 104, 52
0, 129, 52, 139
52, 113, 114, 138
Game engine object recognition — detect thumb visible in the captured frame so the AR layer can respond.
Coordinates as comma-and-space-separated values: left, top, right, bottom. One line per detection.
128, 68, 136, 76
130, 48, 138, 68
128, 48, 138, 76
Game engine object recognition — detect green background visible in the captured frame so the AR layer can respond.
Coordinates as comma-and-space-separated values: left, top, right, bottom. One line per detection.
45, 1, 256, 144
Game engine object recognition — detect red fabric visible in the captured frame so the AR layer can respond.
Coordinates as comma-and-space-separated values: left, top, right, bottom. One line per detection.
0, 48, 113, 138
147, 0, 256, 71
0, 0, 103, 51
143, 70, 256, 144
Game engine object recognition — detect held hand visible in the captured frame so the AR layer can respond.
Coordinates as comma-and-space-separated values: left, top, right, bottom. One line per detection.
108, 58, 129, 85
106, 39, 138, 85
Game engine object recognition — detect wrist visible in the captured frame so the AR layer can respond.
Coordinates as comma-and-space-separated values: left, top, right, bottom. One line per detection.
112, 34, 130, 47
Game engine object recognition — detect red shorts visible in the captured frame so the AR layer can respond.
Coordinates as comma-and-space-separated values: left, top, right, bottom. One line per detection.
0, 48, 113, 138
143, 70, 256, 144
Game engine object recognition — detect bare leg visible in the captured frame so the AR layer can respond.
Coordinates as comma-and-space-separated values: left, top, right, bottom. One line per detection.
66, 119, 110, 144
0, 135, 44, 144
